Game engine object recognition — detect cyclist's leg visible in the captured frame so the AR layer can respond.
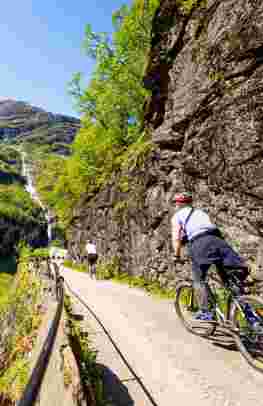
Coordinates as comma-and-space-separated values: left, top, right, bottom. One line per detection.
189, 236, 216, 318
216, 263, 229, 285
218, 241, 249, 291
90, 262, 93, 277
87, 261, 91, 275
220, 240, 248, 273
192, 261, 210, 312
92, 262, 96, 279
88, 260, 93, 277
89, 260, 96, 279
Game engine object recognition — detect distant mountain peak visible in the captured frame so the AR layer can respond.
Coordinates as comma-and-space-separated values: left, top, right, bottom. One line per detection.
0, 99, 44, 119
0, 99, 81, 155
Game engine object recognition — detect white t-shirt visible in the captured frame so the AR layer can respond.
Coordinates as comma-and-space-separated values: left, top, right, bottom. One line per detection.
171, 206, 216, 241
85, 242, 97, 254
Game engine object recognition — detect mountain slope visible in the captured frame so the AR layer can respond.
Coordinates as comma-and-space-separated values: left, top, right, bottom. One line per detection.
0, 99, 80, 155
0, 99, 81, 255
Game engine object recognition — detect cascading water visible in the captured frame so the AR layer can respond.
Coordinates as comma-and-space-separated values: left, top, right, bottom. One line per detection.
21, 150, 52, 243
46, 211, 53, 242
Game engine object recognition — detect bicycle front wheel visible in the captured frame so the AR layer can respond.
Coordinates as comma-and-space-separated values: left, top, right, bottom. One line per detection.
230, 295, 263, 373
174, 281, 216, 337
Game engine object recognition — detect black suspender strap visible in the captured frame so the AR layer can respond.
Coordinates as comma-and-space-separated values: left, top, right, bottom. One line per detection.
183, 208, 194, 234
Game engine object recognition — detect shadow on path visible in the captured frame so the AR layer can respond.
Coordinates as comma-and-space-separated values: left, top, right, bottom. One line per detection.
97, 363, 135, 406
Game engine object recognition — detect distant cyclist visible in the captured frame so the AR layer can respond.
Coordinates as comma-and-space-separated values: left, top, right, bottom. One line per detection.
85, 239, 98, 279
171, 192, 249, 321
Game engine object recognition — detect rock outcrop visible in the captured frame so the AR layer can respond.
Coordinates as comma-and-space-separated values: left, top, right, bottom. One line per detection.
144, 0, 263, 268
67, 0, 263, 285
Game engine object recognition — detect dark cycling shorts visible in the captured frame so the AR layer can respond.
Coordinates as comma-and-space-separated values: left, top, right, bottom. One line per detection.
87, 253, 98, 265
188, 234, 247, 285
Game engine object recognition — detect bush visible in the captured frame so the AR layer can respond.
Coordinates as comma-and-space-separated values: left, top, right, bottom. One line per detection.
96, 256, 120, 280
63, 260, 87, 273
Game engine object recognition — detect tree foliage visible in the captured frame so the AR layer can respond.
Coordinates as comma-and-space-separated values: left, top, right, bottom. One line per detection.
37, 0, 159, 226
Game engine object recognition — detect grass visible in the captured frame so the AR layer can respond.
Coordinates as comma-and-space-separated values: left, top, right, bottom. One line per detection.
0, 273, 14, 308
63, 259, 87, 273
0, 256, 17, 309
64, 295, 107, 406
111, 273, 177, 299
179, 286, 199, 311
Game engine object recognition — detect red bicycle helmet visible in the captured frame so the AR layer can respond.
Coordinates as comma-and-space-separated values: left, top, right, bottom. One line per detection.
173, 192, 193, 204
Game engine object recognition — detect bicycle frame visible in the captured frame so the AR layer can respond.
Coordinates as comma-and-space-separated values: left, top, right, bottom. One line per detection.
176, 272, 263, 373
206, 277, 249, 332
206, 282, 228, 323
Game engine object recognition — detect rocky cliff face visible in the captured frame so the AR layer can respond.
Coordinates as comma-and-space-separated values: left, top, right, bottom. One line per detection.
0, 99, 80, 155
68, 0, 263, 285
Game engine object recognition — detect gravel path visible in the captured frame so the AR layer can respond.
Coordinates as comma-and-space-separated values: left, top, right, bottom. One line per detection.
62, 268, 263, 406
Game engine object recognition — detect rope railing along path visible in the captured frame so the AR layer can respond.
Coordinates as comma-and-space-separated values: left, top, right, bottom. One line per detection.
63, 277, 159, 406
17, 258, 64, 406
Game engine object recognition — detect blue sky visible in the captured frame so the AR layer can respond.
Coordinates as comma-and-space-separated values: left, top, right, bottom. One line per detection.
0, 1, 131, 117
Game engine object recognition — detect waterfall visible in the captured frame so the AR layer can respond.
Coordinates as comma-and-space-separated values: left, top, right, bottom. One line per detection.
46, 211, 52, 242
21, 150, 52, 243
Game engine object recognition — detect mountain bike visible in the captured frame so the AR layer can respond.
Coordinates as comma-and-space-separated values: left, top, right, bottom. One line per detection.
174, 265, 263, 372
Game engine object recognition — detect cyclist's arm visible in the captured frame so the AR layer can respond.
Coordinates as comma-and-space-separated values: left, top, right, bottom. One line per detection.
171, 215, 183, 257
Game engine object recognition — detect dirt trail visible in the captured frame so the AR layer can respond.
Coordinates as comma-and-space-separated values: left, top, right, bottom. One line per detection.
62, 268, 263, 406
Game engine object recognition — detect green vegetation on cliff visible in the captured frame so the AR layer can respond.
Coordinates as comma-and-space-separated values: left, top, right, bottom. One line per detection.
176, 0, 207, 14
0, 144, 47, 256
0, 146, 22, 184
0, 182, 47, 255
36, 0, 159, 227
0, 184, 39, 221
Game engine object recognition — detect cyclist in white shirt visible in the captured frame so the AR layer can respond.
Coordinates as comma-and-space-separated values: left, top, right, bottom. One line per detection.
85, 240, 98, 279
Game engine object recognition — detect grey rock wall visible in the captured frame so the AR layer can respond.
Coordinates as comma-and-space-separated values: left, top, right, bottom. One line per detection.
67, 0, 263, 285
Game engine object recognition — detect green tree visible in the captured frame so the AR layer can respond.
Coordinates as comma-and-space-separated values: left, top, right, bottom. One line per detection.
69, 0, 159, 141
38, 0, 159, 226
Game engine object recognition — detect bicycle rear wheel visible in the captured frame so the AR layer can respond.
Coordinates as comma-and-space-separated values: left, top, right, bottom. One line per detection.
230, 295, 263, 372
174, 281, 216, 337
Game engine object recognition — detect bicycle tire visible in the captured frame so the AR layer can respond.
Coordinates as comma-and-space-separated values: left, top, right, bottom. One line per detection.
230, 294, 263, 373
174, 281, 216, 337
